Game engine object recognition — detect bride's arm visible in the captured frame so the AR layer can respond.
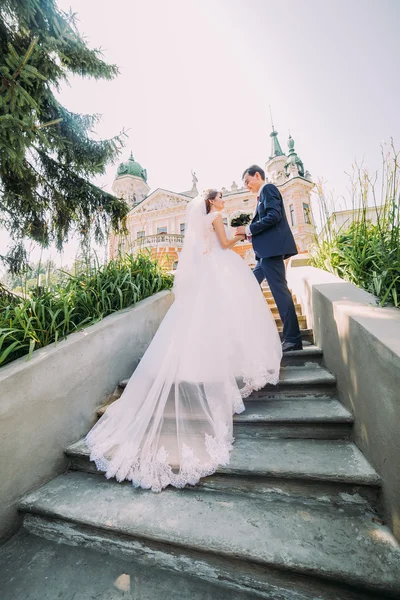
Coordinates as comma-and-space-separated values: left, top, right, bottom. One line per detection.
212, 214, 245, 249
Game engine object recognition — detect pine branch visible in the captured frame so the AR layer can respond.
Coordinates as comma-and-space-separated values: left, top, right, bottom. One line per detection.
33, 117, 63, 130
0, 0, 128, 273
0, 37, 38, 94
11, 37, 38, 81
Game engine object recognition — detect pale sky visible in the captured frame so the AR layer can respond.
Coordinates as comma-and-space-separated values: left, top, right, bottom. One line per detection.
1, 0, 399, 270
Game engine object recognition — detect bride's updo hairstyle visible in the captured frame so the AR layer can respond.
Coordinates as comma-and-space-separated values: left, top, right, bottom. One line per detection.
204, 189, 220, 214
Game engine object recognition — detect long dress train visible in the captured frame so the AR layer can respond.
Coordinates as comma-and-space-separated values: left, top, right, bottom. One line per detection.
85, 207, 282, 492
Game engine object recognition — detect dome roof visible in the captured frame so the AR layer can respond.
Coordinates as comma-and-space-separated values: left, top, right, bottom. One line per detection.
116, 152, 147, 182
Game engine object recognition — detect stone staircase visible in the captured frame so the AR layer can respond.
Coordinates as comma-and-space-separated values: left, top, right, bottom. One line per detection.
263, 284, 313, 343
15, 289, 400, 599
18, 383, 400, 597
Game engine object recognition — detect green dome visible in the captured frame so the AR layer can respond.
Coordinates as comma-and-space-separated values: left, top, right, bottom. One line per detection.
116, 152, 147, 182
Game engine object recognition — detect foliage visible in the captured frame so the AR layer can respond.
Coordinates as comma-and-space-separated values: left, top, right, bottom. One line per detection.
311, 143, 400, 307
3, 257, 64, 292
0, 0, 129, 274
0, 253, 173, 366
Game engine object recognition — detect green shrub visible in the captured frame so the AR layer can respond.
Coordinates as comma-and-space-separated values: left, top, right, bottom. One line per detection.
0, 253, 173, 366
311, 144, 400, 307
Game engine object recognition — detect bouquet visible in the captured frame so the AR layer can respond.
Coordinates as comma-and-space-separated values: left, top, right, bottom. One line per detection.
230, 212, 252, 228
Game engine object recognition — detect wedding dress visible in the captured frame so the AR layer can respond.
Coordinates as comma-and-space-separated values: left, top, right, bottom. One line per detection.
85, 193, 282, 492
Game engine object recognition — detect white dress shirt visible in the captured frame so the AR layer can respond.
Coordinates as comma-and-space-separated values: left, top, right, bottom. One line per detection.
245, 182, 267, 237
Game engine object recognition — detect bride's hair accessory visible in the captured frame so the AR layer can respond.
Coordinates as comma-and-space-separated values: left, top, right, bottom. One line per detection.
203, 189, 220, 214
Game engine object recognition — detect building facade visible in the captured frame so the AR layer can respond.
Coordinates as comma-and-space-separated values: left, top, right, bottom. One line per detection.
109, 129, 316, 269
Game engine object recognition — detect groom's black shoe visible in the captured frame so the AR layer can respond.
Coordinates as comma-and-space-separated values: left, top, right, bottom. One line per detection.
282, 341, 303, 353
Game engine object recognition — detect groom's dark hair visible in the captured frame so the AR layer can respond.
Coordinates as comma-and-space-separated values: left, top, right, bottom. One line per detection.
242, 165, 266, 181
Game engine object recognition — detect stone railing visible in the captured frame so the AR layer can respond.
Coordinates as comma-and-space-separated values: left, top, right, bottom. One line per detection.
0, 291, 174, 542
131, 233, 184, 249
287, 256, 400, 541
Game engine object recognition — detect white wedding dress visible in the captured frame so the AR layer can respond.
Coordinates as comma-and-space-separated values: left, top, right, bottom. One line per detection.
86, 195, 282, 492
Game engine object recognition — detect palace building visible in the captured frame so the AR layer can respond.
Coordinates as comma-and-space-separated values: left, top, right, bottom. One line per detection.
109, 128, 315, 270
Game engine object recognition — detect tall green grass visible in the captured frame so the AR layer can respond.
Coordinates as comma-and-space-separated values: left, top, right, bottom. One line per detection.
0, 253, 173, 366
311, 143, 400, 307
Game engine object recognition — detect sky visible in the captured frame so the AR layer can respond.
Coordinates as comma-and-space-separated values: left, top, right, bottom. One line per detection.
1, 0, 399, 270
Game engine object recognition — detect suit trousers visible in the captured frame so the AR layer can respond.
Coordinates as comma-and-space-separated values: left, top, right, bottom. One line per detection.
253, 256, 302, 344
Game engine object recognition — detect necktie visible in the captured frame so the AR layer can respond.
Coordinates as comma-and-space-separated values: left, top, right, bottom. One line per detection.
253, 197, 259, 218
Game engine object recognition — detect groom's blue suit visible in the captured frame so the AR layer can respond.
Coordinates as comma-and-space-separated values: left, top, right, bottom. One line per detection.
249, 183, 302, 345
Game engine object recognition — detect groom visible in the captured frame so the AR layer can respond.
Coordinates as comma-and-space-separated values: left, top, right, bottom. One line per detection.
236, 165, 302, 352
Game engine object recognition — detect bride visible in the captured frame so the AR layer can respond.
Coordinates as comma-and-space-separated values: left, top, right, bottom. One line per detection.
85, 189, 282, 492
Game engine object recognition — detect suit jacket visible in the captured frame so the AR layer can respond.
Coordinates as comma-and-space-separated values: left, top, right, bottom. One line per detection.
249, 183, 298, 260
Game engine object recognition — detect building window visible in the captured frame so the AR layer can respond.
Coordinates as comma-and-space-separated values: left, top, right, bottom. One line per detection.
303, 203, 311, 224
137, 230, 145, 239
157, 226, 167, 234
289, 205, 295, 227
180, 223, 185, 234
172, 260, 179, 270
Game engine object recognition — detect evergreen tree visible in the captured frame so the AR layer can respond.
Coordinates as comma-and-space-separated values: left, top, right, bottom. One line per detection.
0, 0, 129, 274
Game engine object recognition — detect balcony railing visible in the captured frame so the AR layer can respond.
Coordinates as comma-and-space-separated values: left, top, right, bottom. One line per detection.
131, 233, 184, 249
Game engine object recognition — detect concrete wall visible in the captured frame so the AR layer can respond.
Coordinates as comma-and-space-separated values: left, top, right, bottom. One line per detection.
288, 260, 400, 540
0, 291, 174, 543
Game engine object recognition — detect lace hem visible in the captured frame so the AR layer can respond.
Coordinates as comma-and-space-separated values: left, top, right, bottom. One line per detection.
239, 366, 280, 398
85, 421, 233, 493
232, 382, 246, 413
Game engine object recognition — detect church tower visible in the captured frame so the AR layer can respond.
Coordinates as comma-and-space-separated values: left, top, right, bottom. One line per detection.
112, 152, 150, 209
265, 125, 287, 186
264, 128, 315, 253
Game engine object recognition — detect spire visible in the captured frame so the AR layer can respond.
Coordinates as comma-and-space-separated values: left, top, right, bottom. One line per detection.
285, 134, 305, 177
268, 106, 284, 159
129, 151, 134, 161
270, 127, 284, 159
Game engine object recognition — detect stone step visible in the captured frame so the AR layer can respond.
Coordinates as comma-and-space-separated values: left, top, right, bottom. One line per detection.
264, 295, 300, 308
19, 471, 400, 599
248, 366, 335, 399
0, 530, 263, 600
66, 435, 380, 507
274, 365, 336, 386
119, 365, 335, 395
270, 303, 303, 316
233, 396, 353, 439
96, 352, 326, 418
95, 396, 351, 441
119, 366, 336, 398
280, 344, 323, 366
261, 284, 295, 292
263, 291, 274, 300
280, 328, 314, 343
275, 314, 307, 329
263, 290, 298, 304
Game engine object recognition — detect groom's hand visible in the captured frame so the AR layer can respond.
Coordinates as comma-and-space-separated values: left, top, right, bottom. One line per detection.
235, 226, 246, 235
